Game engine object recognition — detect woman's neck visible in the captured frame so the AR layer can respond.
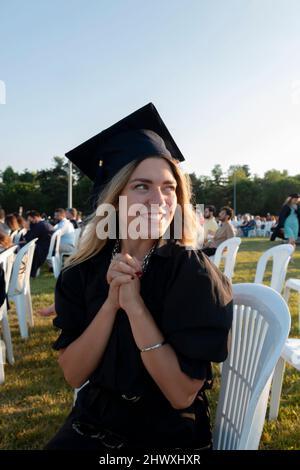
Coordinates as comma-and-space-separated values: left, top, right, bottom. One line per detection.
120, 238, 157, 261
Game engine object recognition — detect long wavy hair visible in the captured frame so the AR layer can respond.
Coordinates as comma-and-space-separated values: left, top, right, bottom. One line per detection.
66, 155, 232, 306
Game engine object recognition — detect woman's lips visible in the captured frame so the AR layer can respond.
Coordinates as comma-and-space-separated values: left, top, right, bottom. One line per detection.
140, 213, 167, 220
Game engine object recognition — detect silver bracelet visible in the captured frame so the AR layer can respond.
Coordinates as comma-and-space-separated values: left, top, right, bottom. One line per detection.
140, 340, 167, 352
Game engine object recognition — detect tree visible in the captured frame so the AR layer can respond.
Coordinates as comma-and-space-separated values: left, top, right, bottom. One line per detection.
211, 164, 224, 185
1, 166, 19, 185
227, 165, 250, 182
264, 169, 288, 182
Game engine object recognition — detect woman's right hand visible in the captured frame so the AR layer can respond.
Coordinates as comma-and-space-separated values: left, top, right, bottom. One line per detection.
106, 253, 141, 284
105, 254, 142, 311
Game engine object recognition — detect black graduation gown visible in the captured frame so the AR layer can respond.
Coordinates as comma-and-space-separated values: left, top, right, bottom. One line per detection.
24, 221, 54, 276
0, 264, 5, 308
47, 240, 233, 450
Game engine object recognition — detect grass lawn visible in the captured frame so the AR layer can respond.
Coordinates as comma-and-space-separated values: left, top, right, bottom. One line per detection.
0, 238, 299, 450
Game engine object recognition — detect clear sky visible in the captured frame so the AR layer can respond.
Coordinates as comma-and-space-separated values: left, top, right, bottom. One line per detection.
1, 0, 300, 177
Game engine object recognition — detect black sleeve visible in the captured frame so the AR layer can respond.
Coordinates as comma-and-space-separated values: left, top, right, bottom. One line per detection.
277, 205, 290, 228
24, 225, 38, 243
161, 249, 233, 380
52, 265, 87, 350
0, 265, 6, 308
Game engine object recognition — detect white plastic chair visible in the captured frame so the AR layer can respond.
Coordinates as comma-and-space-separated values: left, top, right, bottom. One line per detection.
210, 237, 241, 280
268, 277, 300, 419
254, 244, 294, 293
47, 229, 62, 278
0, 246, 18, 383
8, 239, 38, 339
73, 227, 82, 249
213, 283, 291, 449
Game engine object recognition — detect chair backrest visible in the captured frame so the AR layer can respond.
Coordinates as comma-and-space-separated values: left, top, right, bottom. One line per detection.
13, 228, 28, 244
73, 227, 82, 249
8, 239, 38, 296
47, 229, 62, 261
213, 283, 290, 450
212, 237, 241, 280
0, 245, 18, 295
254, 244, 294, 293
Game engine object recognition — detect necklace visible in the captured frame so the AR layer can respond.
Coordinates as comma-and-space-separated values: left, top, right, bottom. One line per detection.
111, 239, 157, 277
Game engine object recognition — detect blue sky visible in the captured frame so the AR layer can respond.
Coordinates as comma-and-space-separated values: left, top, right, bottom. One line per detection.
1, 0, 300, 177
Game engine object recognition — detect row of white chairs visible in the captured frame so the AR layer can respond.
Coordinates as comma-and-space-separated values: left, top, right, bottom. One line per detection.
211, 238, 300, 425
0, 239, 38, 383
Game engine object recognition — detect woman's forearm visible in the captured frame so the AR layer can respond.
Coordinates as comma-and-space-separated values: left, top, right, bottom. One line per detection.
58, 300, 118, 388
125, 302, 204, 410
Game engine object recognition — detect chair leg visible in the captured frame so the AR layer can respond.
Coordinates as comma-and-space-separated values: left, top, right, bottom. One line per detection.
269, 357, 286, 420
283, 286, 290, 304
25, 291, 34, 328
14, 295, 29, 339
298, 292, 300, 334
1, 308, 15, 365
0, 345, 4, 384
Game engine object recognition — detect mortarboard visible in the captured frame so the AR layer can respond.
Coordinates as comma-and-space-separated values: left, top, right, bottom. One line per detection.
66, 103, 185, 206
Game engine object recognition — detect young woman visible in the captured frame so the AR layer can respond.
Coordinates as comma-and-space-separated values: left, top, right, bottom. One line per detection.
271, 194, 300, 248
45, 104, 233, 451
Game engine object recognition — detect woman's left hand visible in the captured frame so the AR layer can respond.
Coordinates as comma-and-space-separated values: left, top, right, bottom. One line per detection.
119, 275, 144, 313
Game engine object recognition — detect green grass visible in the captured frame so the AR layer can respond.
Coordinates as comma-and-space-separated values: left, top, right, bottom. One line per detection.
0, 239, 299, 449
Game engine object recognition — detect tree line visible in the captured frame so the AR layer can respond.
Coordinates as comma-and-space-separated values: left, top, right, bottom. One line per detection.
0, 159, 299, 217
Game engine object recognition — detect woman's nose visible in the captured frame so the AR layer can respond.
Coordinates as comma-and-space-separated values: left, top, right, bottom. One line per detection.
149, 188, 165, 205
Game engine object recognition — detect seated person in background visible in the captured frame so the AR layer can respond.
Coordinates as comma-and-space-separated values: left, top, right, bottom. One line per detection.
53, 208, 75, 254
202, 206, 235, 257
0, 231, 13, 254
240, 216, 256, 237
38, 302, 56, 317
203, 205, 218, 243
24, 210, 54, 277
0, 209, 11, 235
5, 214, 20, 236
14, 213, 27, 230
66, 208, 79, 229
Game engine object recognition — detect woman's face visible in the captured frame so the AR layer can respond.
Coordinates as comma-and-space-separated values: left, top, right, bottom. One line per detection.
119, 157, 178, 239
291, 197, 299, 205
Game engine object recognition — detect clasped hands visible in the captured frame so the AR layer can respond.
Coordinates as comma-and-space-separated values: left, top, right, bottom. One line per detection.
106, 253, 144, 313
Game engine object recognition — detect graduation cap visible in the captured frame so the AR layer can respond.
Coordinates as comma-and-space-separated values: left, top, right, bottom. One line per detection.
65, 103, 185, 207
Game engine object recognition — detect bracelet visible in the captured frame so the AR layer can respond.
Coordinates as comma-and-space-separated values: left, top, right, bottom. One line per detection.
139, 340, 167, 352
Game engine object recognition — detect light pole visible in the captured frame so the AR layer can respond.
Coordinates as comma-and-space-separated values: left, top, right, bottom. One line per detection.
68, 160, 73, 208
233, 170, 237, 215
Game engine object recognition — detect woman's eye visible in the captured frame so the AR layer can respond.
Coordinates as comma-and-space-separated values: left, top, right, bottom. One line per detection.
134, 184, 148, 190
164, 186, 176, 192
